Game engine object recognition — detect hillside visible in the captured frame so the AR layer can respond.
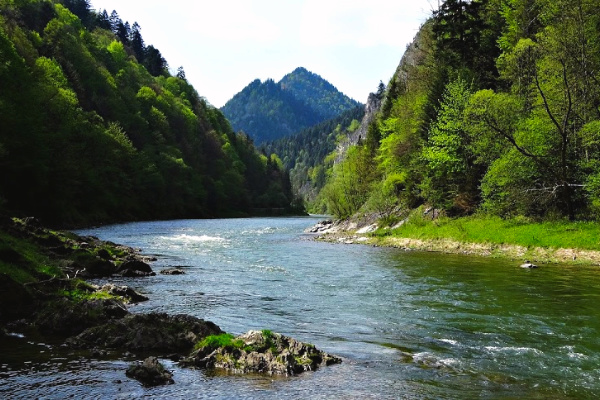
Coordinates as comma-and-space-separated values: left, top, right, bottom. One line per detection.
263, 106, 364, 207
0, 0, 297, 227
315, 0, 600, 223
221, 68, 361, 144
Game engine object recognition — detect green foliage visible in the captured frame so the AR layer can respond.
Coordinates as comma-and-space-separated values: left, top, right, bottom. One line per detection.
307, 0, 600, 224
321, 145, 377, 219
0, 230, 62, 284
0, 1, 297, 226
263, 106, 364, 206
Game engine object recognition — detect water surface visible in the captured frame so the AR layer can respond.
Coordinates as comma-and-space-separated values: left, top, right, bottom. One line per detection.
2, 217, 599, 399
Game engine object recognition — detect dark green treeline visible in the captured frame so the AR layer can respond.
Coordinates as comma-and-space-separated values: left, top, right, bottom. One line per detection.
0, 0, 297, 227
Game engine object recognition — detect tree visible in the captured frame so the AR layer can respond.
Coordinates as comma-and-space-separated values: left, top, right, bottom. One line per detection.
144, 45, 167, 76
468, 0, 600, 219
96, 9, 111, 30
129, 22, 145, 62
421, 77, 480, 214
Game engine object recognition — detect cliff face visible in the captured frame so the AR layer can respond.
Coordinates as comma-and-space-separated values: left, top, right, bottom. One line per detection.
335, 92, 382, 162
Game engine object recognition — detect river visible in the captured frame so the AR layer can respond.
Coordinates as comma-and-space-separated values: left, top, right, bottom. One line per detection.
2, 216, 599, 399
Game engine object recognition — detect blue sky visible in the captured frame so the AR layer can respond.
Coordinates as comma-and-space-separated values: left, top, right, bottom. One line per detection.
90, 0, 435, 108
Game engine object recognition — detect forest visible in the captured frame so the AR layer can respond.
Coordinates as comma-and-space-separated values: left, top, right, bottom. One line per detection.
315, 0, 600, 222
0, 0, 298, 227
263, 106, 364, 206
221, 67, 361, 144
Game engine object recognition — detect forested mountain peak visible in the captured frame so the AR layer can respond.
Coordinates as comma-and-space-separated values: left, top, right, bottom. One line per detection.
220, 68, 361, 145
279, 67, 360, 119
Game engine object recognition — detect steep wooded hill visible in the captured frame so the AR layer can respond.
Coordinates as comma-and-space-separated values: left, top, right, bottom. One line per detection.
317, 0, 600, 222
0, 0, 297, 227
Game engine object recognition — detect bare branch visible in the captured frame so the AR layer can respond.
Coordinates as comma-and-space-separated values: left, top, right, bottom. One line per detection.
534, 68, 564, 136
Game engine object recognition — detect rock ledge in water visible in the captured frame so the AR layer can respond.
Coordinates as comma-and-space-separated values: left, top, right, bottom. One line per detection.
160, 268, 185, 275
183, 330, 341, 376
67, 312, 223, 355
126, 356, 174, 386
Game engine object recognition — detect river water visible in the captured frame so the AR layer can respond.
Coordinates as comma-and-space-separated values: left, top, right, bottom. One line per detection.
2, 216, 600, 399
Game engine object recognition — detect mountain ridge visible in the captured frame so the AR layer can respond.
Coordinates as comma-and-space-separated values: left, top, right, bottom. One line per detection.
221, 67, 361, 144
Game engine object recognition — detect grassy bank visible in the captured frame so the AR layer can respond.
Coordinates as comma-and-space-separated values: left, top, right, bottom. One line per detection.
377, 214, 600, 251
342, 212, 600, 265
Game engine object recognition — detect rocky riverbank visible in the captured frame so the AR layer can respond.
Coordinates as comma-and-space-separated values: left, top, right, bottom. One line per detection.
0, 217, 341, 386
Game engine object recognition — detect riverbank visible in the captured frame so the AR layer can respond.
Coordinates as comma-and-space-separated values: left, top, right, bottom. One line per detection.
311, 212, 600, 266
0, 216, 339, 385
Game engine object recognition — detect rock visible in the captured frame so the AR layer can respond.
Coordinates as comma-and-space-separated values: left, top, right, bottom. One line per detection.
356, 224, 378, 234
126, 356, 173, 386
520, 260, 538, 269
98, 284, 149, 303
80, 257, 116, 277
0, 274, 35, 322
67, 313, 223, 355
34, 298, 129, 336
305, 220, 333, 233
96, 248, 111, 260
160, 268, 185, 275
117, 260, 155, 277
183, 330, 341, 376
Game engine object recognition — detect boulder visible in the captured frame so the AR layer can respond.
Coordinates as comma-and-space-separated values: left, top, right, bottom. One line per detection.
160, 268, 185, 275
80, 257, 116, 277
306, 220, 334, 233
117, 260, 155, 277
34, 298, 129, 336
96, 248, 112, 260
67, 312, 223, 355
184, 330, 341, 376
126, 356, 173, 386
520, 260, 538, 269
98, 284, 149, 303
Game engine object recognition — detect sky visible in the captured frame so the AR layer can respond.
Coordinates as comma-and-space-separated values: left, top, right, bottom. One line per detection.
89, 0, 436, 108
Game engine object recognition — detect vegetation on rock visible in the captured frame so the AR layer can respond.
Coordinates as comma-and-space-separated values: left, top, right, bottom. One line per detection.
185, 330, 341, 376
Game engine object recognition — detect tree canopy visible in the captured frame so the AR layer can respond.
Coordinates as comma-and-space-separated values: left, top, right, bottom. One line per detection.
312, 0, 600, 222
0, 0, 297, 226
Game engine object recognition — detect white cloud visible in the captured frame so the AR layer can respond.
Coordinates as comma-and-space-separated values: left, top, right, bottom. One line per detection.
184, 1, 284, 43
300, 0, 431, 48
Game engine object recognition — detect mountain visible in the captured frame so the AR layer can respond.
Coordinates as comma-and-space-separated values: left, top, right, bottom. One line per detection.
279, 67, 361, 120
0, 0, 298, 226
221, 68, 361, 144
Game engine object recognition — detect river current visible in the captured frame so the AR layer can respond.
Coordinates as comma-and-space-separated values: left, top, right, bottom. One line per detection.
2, 216, 600, 399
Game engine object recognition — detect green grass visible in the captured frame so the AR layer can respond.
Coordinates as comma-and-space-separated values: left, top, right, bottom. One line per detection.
0, 231, 63, 284
195, 334, 245, 352
195, 331, 280, 354
375, 212, 600, 251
